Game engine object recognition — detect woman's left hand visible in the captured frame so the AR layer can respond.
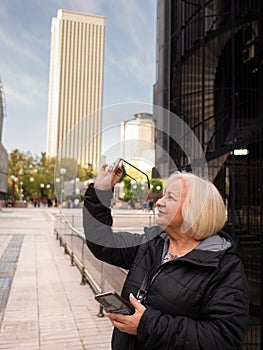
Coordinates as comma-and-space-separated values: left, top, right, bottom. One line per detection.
106, 293, 146, 335
94, 164, 123, 190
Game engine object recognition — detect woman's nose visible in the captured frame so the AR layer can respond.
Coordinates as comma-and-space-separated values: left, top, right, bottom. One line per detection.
156, 197, 165, 207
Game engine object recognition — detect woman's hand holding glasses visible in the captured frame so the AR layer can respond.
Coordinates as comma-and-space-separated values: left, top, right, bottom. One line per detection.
94, 163, 123, 191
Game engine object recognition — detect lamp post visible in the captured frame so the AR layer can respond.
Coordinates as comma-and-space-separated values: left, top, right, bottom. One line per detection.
40, 183, 45, 204
29, 177, 36, 207
10, 175, 18, 207
55, 177, 61, 207
59, 168, 67, 206
45, 184, 51, 207
75, 178, 80, 195
19, 182, 23, 201
70, 177, 80, 195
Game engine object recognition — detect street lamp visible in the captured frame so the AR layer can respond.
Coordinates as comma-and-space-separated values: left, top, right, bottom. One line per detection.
10, 175, 18, 207
70, 177, 80, 195
75, 178, 80, 195
19, 182, 23, 201
59, 168, 67, 206
40, 183, 45, 202
29, 177, 37, 207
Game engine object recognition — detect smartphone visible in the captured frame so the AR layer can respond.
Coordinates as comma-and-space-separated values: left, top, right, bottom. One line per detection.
94, 291, 135, 315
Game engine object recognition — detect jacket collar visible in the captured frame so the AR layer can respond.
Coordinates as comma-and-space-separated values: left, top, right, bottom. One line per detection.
145, 226, 236, 268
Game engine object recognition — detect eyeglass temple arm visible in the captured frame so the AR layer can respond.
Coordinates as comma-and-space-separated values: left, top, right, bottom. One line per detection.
120, 159, 151, 189
125, 173, 138, 183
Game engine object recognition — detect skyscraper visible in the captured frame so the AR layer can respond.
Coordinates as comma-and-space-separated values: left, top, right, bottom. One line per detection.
121, 113, 155, 178
46, 9, 105, 168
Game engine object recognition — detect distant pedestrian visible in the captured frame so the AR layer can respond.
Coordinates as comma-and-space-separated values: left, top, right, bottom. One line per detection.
148, 199, 154, 212
129, 198, 135, 209
33, 197, 38, 208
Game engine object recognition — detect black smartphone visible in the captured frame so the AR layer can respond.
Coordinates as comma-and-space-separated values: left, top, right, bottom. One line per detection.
94, 291, 135, 315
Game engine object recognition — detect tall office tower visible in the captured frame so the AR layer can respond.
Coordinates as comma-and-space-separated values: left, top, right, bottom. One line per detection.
46, 9, 105, 168
121, 113, 155, 178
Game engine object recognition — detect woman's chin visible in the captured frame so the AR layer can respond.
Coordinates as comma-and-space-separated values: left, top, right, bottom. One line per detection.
155, 218, 166, 229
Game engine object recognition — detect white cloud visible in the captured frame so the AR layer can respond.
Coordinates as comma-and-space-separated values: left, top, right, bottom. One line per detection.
4, 74, 47, 110
0, 27, 45, 67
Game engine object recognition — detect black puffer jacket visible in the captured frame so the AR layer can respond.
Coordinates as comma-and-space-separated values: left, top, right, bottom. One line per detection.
83, 184, 249, 350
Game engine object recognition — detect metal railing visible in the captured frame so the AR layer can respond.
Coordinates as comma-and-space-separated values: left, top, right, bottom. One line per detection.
54, 210, 156, 316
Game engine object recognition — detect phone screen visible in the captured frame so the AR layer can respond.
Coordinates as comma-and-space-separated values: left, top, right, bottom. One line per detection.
95, 291, 134, 315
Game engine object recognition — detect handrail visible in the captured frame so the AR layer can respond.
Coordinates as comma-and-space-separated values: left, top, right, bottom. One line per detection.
54, 213, 128, 317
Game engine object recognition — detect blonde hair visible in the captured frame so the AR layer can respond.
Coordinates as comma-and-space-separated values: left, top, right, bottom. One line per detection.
165, 172, 226, 240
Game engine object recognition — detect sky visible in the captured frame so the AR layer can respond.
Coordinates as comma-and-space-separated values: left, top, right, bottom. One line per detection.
0, 0, 156, 157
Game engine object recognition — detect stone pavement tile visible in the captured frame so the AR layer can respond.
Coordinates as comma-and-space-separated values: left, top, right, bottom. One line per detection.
0, 342, 39, 350
0, 320, 37, 342
0, 209, 113, 349
0, 235, 12, 257
0, 235, 38, 349
40, 341, 84, 350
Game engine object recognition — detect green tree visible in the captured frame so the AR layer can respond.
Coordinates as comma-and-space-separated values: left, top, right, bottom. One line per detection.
122, 177, 133, 202
8, 150, 56, 202
150, 179, 163, 193
84, 163, 95, 180
7, 149, 35, 201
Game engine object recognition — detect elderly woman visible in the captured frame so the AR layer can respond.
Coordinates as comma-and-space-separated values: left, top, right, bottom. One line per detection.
83, 164, 249, 350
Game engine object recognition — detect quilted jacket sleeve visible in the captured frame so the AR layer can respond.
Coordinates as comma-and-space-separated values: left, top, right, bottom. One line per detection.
137, 254, 249, 350
82, 183, 153, 269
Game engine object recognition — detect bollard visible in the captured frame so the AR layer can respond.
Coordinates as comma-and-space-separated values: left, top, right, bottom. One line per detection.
70, 251, 75, 266
80, 266, 86, 285
97, 305, 104, 317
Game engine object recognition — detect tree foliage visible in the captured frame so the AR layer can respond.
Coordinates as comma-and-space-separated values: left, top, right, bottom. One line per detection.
7, 150, 93, 202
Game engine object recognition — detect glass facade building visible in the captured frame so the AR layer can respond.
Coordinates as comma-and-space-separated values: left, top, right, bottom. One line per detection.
154, 1, 263, 347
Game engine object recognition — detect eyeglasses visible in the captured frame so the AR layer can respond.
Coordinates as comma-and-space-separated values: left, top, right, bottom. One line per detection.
112, 158, 151, 190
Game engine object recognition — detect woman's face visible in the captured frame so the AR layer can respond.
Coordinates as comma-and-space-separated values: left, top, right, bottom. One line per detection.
155, 178, 186, 231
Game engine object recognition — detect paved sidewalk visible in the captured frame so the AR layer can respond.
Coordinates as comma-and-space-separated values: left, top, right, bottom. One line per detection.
0, 208, 112, 350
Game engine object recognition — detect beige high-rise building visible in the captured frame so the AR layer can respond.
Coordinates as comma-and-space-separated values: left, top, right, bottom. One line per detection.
46, 9, 105, 167
121, 113, 155, 178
